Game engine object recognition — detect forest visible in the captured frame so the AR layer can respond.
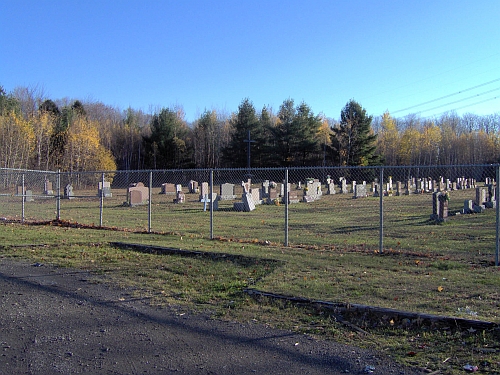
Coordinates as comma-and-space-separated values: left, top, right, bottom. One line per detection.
1, 85, 499, 172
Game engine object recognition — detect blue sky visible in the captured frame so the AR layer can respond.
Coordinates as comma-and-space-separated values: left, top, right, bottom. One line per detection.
1, 0, 499, 122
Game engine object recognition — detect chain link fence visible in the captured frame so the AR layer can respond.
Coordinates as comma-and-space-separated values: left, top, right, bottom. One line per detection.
1, 165, 499, 263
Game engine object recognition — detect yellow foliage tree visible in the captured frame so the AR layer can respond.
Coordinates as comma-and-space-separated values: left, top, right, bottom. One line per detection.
32, 111, 56, 170
398, 126, 421, 165
0, 110, 35, 169
62, 117, 116, 172
378, 111, 399, 165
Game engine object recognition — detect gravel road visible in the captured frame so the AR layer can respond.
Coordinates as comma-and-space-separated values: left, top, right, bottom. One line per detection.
0, 258, 422, 375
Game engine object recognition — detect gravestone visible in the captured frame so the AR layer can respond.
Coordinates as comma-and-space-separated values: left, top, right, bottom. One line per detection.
250, 188, 261, 205
462, 199, 484, 214
351, 181, 356, 194
64, 184, 74, 199
98, 181, 112, 197
201, 193, 219, 211
16, 186, 25, 196
161, 183, 176, 195
220, 183, 236, 200
286, 189, 300, 204
280, 182, 291, 197
129, 190, 143, 206
199, 182, 209, 201
303, 179, 322, 202
327, 182, 336, 195
354, 184, 367, 198
242, 179, 251, 194
485, 184, 497, 208
174, 190, 185, 203
189, 180, 199, 194
24, 190, 34, 202
340, 178, 348, 194
268, 187, 278, 201
262, 180, 270, 198
242, 193, 256, 212
431, 191, 449, 222
385, 182, 392, 195
44, 180, 53, 195
395, 181, 402, 196
475, 187, 488, 206
128, 182, 149, 206
405, 180, 411, 195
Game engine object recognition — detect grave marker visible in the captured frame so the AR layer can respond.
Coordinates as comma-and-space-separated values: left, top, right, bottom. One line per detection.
64, 184, 74, 199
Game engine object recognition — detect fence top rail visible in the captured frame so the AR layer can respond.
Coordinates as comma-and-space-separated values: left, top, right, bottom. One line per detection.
2, 164, 499, 175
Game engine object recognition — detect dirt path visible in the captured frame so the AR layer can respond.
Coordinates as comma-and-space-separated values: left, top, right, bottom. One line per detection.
0, 259, 422, 374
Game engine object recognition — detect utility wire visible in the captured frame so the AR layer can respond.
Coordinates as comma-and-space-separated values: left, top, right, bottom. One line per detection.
415, 87, 500, 114
392, 78, 500, 114
423, 96, 499, 119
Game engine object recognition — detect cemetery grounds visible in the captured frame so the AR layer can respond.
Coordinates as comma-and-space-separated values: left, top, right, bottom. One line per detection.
1, 180, 500, 374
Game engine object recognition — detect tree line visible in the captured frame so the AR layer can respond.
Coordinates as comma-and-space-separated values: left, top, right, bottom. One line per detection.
1, 85, 499, 172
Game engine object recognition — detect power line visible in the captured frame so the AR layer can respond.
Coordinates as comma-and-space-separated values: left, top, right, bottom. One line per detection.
392, 78, 500, 114
414, 86, 500, 114
422, 96, 499, 120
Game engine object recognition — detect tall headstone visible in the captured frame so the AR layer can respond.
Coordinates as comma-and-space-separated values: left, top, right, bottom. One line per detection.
199, 182, 209, 201
395, 181, 402, 196
475, 187, 488, 206
175, 190, 185, 204
262, 180, 270, 198
341, 178, 348, 194
64, 184, 74, 199
189, 180, 199, 194
327, 182, 336, 195
431, 191, 449, 222
44, 179, 53, 195
250, 188, 261, 205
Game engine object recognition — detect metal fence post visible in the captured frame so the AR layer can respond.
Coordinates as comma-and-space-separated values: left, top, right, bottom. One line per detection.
99, 172, 104, 227
148, 171, 152, 233
56, 170, 61, 221
21, 174, 25, 223
496, 165, 499, 266
379, 167, 384, 254
210, 169, 214, 239
285, 168, 289, 246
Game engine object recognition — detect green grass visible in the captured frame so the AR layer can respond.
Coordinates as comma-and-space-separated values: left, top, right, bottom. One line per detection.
1, 186, 500, 374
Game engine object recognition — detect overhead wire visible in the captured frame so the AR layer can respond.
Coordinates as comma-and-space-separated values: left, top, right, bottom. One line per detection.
413, 86, 500, 114
422, 96, 499, 120
392, 78, 500, 114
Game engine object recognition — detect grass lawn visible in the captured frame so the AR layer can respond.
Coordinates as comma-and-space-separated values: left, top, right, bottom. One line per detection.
1, 186, 499, 374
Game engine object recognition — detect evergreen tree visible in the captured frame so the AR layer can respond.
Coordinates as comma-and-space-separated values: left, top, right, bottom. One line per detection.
330, 100, 381, 166
143, 108, 188, 169
222, 98, 264, 167
268, 99, 322, 166
293, 102, 322, 165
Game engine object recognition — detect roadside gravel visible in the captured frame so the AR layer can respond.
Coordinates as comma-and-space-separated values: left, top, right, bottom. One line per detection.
0, 258, 422, 374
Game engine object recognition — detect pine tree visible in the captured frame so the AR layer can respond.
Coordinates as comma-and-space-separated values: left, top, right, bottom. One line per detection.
331, 100, 381, 166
